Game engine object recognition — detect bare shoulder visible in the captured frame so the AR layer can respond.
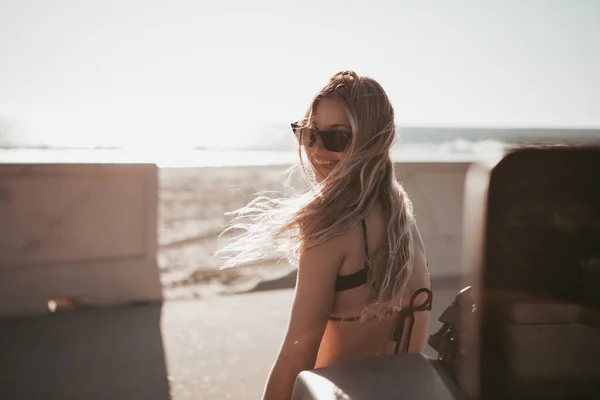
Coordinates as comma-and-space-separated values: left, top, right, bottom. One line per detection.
298, 228, 349, 275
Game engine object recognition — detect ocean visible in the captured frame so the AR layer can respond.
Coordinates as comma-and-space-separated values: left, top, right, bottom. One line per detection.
0, 139, 509, 168
2, 126, 598, 167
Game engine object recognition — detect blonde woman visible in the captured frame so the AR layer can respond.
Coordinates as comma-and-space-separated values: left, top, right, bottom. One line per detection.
219, 71, 432, 400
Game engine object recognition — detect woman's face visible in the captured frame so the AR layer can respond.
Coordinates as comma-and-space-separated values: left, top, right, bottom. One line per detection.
305, 97, 352, 179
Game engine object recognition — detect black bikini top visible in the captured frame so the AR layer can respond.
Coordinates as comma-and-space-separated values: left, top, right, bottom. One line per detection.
330, 219, 433, 354
334, 219, 370, 292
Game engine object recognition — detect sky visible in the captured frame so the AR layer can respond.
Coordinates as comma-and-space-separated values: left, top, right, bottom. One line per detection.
1, 0, 599, 148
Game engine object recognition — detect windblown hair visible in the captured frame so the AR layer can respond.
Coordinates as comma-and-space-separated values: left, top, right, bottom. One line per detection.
217, 71, 415, 319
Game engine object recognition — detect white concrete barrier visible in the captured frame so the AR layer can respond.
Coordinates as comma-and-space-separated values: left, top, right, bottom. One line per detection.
0, 163, 162, 317
395, 162, 472, 279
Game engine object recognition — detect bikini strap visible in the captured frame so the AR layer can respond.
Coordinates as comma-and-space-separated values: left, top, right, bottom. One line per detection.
360, 219, 370, 267
392, 287, 433, 354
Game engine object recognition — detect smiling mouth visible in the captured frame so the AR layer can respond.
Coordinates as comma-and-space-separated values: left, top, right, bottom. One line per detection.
314, 159, 339, 166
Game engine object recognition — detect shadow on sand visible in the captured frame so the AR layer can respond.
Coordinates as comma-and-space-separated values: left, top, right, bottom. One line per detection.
244, 270, 298, 293
0, 303, 170, 400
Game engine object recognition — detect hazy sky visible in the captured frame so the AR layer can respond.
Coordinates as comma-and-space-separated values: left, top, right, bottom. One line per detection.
1, 0, 599, 148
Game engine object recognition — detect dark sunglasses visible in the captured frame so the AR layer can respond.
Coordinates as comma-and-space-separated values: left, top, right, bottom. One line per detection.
290, 122, 351, 153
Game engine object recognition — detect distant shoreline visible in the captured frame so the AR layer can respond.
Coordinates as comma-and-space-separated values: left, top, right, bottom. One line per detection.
0, 145, 501, 167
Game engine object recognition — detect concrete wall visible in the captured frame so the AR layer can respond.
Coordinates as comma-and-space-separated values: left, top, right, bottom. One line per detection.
0, 163, 162, 317
395, 162, 472, 279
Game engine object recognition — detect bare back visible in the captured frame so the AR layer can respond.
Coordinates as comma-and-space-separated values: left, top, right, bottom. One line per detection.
315, 205, 431, 368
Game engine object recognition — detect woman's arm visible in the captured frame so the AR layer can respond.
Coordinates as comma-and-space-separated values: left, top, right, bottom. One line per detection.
261, 236, 344, 400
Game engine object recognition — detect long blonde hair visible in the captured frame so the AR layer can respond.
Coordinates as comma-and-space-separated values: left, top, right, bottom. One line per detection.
217, 71, 415, 319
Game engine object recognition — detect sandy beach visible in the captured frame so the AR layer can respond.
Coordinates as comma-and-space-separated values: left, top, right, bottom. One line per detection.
157, 162, 466, 294
158, 164, 308, 298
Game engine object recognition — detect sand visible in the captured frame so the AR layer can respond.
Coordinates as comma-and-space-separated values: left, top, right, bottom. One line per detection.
158, 165, 303, 298
161, 282, 461, 400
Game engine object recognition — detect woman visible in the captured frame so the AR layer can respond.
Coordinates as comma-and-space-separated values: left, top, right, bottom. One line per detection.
218, 71, 432, 400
